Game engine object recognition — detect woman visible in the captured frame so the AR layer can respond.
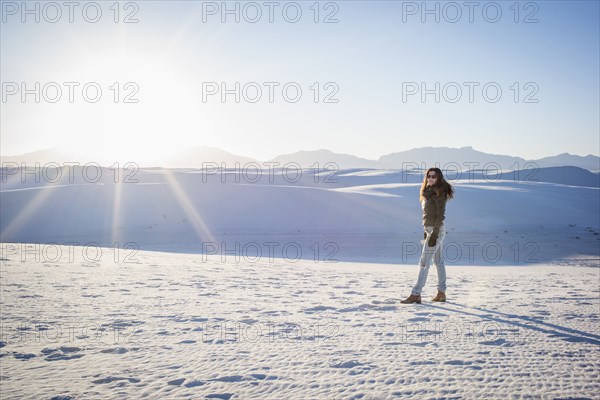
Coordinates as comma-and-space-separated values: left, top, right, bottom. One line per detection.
401, 167, 454, 304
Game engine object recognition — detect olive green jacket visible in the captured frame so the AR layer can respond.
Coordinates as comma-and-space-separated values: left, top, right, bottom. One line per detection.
421, 185, 447, 238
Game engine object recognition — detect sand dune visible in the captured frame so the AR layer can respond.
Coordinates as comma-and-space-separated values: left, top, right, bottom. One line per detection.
1, 166, 598, 265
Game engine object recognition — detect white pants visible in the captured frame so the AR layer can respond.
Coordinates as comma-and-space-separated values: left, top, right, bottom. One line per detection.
411, 225, 447, 295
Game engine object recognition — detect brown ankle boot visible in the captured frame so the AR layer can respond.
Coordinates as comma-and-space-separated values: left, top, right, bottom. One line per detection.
400, 293, 421, 304
432, 291, 446, 302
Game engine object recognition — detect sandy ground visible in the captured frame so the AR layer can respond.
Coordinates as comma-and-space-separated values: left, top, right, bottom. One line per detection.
0, 244, 599, 399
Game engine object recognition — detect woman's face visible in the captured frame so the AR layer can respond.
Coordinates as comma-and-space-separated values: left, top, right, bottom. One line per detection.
427, 171, 437, 186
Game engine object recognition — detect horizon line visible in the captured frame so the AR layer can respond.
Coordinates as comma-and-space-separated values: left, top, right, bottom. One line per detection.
1, 145, 599, 162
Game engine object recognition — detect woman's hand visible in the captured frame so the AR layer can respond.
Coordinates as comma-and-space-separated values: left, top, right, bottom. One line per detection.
427, 234, 438, 247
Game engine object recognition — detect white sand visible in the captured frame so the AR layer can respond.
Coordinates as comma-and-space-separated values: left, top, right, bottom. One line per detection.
1, 243, 598, 399
1, 166, 599, 266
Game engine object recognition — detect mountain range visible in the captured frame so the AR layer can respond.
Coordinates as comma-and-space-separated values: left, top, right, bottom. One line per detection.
1, 145, 599, 172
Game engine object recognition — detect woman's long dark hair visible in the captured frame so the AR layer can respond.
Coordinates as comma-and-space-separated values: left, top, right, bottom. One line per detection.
419, 167, 455, 203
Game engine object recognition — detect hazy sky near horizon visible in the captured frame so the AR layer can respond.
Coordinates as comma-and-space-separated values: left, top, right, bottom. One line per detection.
1, 0, 599, 162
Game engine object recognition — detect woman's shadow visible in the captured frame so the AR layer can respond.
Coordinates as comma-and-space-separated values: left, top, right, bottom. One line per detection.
418, 300, 600, 346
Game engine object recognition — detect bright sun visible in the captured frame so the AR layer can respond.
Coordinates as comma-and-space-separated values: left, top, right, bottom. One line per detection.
59, 50, 198, 167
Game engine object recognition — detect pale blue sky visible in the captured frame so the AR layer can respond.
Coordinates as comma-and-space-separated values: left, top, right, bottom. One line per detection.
1, 1, 598, 162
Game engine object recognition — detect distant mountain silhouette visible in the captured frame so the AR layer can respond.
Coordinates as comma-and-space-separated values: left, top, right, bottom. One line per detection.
1, 147, 82, 166
535, 153, 600, 172
378, 146, 528, 170
267, 149, 380, 169
2, 145, 599, 172
162, 145, 258, 169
